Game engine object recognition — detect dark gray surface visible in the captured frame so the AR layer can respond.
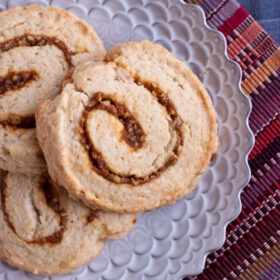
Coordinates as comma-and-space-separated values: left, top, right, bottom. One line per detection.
239, 0, 280, 43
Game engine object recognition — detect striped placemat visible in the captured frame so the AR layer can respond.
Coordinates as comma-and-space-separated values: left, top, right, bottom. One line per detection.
184, 0, 280, 279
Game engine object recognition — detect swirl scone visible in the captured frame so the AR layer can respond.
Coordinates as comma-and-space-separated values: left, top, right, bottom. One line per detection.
0, 5, 106, 175
36, 41, 219, 213
0, 170, 136, 275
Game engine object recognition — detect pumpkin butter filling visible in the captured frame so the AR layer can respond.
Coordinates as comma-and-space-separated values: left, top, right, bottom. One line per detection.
0, 34, 75, 65
0, 34, 75, 129
80, 80, 184, 186
0, 171, 100, 244
0, 171, 67, 244
0, 71, 38, 95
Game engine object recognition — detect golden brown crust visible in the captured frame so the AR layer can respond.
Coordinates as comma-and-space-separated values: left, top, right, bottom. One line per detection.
0, 171, 136, 275
36, 41, 219, 213
0, 5, 106, 175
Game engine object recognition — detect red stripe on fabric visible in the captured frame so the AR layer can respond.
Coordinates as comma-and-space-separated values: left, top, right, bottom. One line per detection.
242, 183, 280, 215
201, 208, 280, 278
227, 21, 263, 60
217, 6, 249, 36
250, 133, 280, 162
242, 182, 280, 216
249, 114, 280, 160
226, 197, 280, 255
242, 199, 280, 237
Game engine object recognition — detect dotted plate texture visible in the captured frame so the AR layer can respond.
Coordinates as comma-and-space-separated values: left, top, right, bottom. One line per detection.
0, 0, 254, 279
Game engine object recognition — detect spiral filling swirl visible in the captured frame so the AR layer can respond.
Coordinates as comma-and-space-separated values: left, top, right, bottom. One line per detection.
0, 171, 67, 244
80, 80, 184, 186
0, 34, 75, 129
0, 34, 75, 65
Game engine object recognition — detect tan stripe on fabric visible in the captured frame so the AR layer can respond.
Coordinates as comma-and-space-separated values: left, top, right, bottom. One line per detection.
238, 241, 280, 280
242, 48, 280, 94
185, 0, 205, 5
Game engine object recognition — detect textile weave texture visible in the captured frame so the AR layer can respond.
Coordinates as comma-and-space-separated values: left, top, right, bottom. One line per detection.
184, 0, 280, 279
239, 0, 280, 43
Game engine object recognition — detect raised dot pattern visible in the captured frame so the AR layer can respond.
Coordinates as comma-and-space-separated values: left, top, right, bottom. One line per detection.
0, 0, 253, 279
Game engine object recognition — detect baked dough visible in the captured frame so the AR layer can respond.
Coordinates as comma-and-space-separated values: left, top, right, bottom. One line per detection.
0, 170, 136, 275
36, 40, 219, 213
0, 5, 106, 175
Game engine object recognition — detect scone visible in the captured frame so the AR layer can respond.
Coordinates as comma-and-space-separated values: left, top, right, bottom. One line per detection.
0, 5, 106, 175
36, 40, 219, 213
0, 170, 136, 275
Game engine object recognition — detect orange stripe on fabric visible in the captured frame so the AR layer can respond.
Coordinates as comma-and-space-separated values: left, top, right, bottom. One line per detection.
237, 241, 280, 280
241, 48, 280, 94
227, 21, 262, 59
185, 0, 204, 4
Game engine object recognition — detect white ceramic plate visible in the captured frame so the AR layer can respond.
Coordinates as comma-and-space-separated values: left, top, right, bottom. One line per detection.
0, 0, 254, 279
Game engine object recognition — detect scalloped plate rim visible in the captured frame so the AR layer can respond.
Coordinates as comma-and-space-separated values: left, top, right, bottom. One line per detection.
178, 1, 255, 277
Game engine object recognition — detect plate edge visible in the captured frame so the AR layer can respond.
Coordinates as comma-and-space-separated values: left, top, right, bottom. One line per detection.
177, 0, 255, 277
